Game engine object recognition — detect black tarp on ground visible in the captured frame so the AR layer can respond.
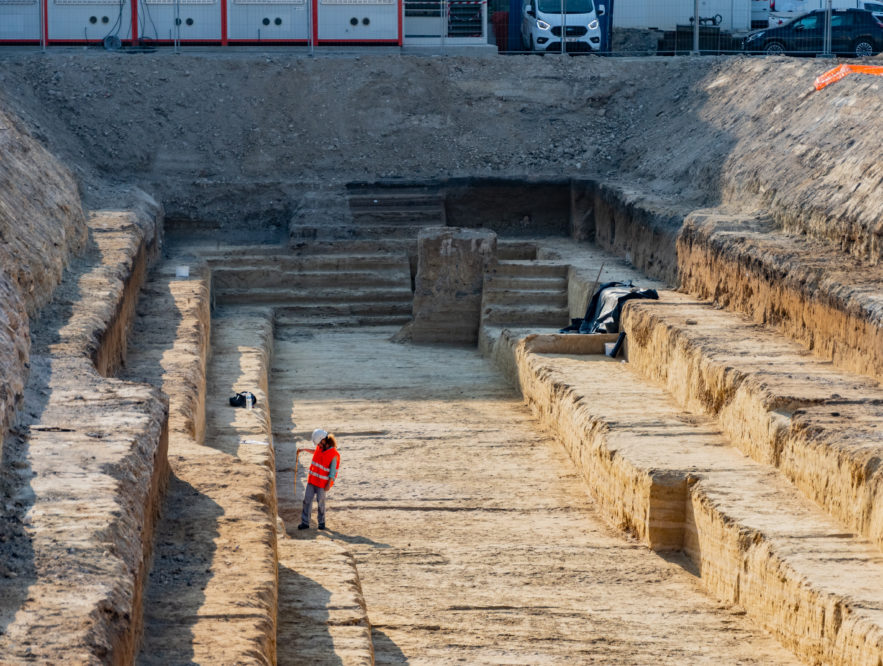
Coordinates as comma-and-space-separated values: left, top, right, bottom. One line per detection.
560, 281, 659, 334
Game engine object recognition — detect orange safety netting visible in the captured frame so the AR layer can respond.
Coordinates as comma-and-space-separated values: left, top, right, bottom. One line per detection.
815, 63, 883, 90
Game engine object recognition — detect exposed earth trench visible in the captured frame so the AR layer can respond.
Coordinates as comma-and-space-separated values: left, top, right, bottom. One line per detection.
1, 48, 883, 665
270, 326, 796, 664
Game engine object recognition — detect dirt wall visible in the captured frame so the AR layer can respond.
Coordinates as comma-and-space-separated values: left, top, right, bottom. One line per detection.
0, 101, 87, 460
484, 325, 883, 665
677, 210, 883, 381
0, 199, 168, 663
0, 53, 881, 266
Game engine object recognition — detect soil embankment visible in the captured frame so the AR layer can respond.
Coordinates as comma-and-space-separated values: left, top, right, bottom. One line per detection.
0, 102, 86, 444
0, 52, 880, 264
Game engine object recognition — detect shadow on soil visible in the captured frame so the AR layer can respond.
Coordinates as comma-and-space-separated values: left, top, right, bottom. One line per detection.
137, 475, 222, 665
371, 628, 409, 664
277, 564, 343, 666
278, 564, 406, 665
314, 528, 392, 549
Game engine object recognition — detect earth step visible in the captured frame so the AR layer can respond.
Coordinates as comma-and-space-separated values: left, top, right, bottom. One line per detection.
481, 304, 569, 327
215, 286, 413, 306
275, 312, 412, 328
679, 211, 883, 382
122, 258, 211, 441
0, 211, 166, 665
277, 538, 373, 666
314, 206, 444, 223
291, 224, 436, 241
621, 292, 883, 551
177, 242, 290, 258
348, 191, 442, 208
348, 209, 444, 225
274, 302, 413, 319
481, 288, 568, 308
484, 327, 883, 666
205, 253, 410, 272
496, 240, 539, 261
212, 268, 410, 290
288, 239, 417, 255
484, 274, 568, 291
491, 260, 569, 278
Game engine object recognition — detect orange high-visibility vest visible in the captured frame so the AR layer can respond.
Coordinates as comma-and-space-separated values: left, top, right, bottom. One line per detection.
308, 446, 340, 490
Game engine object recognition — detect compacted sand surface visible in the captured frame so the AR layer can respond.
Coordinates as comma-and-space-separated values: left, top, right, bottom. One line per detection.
271, 326, 796, 664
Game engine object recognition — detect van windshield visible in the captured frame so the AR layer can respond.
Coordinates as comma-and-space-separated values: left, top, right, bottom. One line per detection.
538, 0, 594, 13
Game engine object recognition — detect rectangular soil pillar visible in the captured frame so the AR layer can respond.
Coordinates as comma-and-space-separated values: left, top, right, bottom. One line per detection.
396, 227, 496, 345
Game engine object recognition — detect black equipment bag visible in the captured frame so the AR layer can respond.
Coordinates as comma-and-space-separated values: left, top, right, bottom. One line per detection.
229, 391, 258, 408
560, 281, 659, 334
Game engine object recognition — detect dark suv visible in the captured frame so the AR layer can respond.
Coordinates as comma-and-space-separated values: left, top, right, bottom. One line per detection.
742, 8, 883, 56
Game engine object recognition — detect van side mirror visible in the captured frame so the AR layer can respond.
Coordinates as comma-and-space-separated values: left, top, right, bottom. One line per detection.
597, 4, 605, 15
526, 8, 535, 16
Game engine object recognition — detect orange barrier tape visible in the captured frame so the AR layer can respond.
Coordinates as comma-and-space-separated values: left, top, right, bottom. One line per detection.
815, 63, 883, 90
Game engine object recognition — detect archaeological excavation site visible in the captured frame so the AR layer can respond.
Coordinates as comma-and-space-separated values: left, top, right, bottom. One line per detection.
0, 49, 882, 665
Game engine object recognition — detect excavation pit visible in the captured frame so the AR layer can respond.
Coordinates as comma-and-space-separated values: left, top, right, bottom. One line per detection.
2, 52, 883, 665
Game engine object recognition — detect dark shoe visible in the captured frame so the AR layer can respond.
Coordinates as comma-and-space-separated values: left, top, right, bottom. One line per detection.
297, 523, 309, 530
317, 523, 326, 530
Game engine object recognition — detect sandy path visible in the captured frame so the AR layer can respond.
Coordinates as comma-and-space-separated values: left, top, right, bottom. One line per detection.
271, 326, 797, 664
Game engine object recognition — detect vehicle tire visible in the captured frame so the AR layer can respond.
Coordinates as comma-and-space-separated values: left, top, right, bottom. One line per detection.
853, 38, 875, 57
529, 35, 535, 52
764, 40, 786, 55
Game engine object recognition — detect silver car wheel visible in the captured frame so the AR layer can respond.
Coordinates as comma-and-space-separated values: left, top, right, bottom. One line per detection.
855, 39, 875, 57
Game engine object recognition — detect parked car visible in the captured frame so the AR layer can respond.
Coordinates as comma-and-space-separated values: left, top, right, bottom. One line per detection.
864, 0, 883, 20
521, 0, 602, 52
742, 8, 883, 55
768, 0, 883, 26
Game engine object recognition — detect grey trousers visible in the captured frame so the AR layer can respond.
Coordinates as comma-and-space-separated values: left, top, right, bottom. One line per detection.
301, 483, 327, 525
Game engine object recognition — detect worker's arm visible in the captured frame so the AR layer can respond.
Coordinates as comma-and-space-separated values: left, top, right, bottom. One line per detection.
326, 457, 338, 490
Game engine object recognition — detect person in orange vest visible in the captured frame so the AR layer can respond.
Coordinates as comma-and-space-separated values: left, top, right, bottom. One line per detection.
297, 428, 340, 531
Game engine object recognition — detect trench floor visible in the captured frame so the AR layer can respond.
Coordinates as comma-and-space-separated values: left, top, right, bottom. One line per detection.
270, 326, 797, 664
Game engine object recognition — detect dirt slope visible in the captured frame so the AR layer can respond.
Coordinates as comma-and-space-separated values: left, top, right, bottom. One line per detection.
0, 100, 86, 485
0, 51, 880, 261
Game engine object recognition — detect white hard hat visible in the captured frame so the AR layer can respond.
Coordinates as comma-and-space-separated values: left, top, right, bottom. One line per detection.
312, 428, 328, 445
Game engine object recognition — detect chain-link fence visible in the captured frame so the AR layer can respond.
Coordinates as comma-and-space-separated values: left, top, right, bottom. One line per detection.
497, 0, 883, 56
1, 0, 881, 55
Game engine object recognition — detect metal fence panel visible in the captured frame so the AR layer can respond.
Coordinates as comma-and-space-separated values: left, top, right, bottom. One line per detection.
0, 0, 41, 42
4, 0, 882, 56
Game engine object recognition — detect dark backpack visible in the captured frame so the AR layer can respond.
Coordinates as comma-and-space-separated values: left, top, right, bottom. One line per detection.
229, 391, 258, 408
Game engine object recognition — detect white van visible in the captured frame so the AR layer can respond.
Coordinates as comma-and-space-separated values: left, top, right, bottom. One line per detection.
521, 0, 602, 52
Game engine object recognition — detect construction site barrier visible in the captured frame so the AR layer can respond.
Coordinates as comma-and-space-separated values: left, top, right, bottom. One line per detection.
815, 63, 883, 90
